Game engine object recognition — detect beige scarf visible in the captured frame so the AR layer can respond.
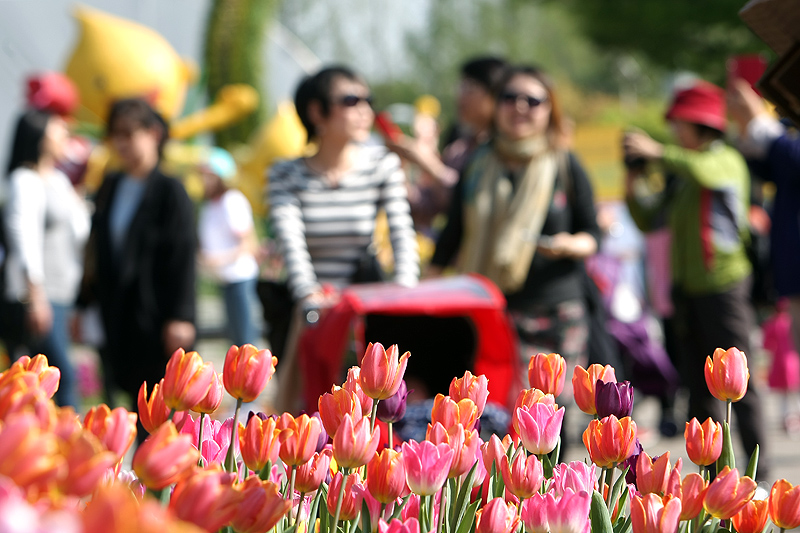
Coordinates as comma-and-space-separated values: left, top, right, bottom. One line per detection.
459, 135, 558, 293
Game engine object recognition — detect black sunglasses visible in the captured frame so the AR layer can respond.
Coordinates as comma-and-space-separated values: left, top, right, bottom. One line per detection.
500, 91, 548, 108
335, 94, 374, 107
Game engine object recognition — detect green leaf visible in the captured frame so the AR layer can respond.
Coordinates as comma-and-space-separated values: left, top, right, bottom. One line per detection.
590, 490, 613, 533
454, 500, 480, 533
745, 444, 759, 480
715, 421, 735, 472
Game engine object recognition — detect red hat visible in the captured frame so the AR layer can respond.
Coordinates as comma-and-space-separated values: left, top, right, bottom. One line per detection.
665, 81, 726, 131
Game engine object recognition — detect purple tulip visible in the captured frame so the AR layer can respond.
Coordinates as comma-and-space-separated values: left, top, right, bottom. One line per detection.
376, 379, 409, 423
595, 380, 634, 419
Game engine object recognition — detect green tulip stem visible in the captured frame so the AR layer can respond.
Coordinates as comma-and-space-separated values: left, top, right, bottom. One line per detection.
224, 398, 243, 472
332, 468, 350, 533
370, 400, 380, 433
436, 483, 446, 533
604, 464, 615, 510
726, 400, 732, 427
388, 421, 393, 449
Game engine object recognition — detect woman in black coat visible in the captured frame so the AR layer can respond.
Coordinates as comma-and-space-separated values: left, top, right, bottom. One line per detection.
79, 99, 196, 400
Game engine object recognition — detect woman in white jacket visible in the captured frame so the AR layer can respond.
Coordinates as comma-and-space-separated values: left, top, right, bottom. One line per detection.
2, 109, 89, 407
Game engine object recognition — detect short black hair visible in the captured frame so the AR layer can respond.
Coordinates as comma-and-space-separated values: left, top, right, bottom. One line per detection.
460, 56, 507, 92
6, 109, 52, 176
106, 98, 169, 157
294, 65, 365, 141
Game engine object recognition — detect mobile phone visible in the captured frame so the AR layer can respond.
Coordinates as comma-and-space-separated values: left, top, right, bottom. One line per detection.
374, 111, 403, 143
727, 54, 768, 96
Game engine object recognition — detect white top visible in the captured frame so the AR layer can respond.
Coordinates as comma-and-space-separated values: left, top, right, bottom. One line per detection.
198, 188, 259, 283
3, 167, 90, 304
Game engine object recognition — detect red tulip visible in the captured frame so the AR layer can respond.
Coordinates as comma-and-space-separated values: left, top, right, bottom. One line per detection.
327, 471, 364, 521
132, 421, 200, 490
83, 404, 138, 461
582, 415, 637, 468
170, 469, 241, 532
769, 479, 800, 529
367, 448, 408, 504
193, 372, 223, 415
295, 448, 333, 493
277, 413, 322, 467
137, 379, 171, 434
162, 349, 215, 412
732, 499, 769, 533
239, 414, 281, 473
527, 353, 566, 397
223, 344, 277, 403
359, 342, 410, 400
704, 347, 749, 402
500, 452, 543, 499
430, 394, 478, 430
319, 386, 363, 437
571, 364, 616, 415
232, 476, 291, 533
631, 493, 682, 533
476, 497, 520, 533
449, 371, 489, 417
703, 466, 757, 519
684, 417, 723, 466
333, 414, 380, 469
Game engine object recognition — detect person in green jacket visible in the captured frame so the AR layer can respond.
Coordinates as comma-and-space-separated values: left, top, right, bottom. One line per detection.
623, 81, 767, 478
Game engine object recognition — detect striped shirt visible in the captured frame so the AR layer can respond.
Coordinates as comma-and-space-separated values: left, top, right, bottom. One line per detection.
269, 145, 420, 300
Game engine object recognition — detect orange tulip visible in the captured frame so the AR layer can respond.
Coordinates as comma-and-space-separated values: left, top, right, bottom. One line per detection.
636, 451, 681, 496
514, 388, 556, 413
582, 415, 637, 468
500, 452, 543, 499
527, 353, 566, 397
732, 499, 769, 533
60, 430, 118, 497
333, 413, 381, 469
223, 344, 277, 403
684, 417, 723, 466
665, 472, 708, 521
239, 414, 281, 473
367, 448, 408, 504
132, 421, 200, 490
430, 394, 478, 430
0, 413, 66, 493
449, 371, 489, 417
83, 404, 138, 460
327, 471, 364, 521
427, 422, 481, 478
170, 469, 241, 532
319, 386, 363, 437
572, 364, 616, 415
703, 466, 757, 519
344, 366, 374, 415
162, 349, 215, 412
359, 342, 410, 400
631, 493, 682, 533
232, 476, 292, 533
277, 413, 323, 467
193, 372, 223, 415
137, 379, 171, 434
0, 354, 61, 398
769, 479, 800, 529
704, 347, 749, 402
295, 448, 333, 493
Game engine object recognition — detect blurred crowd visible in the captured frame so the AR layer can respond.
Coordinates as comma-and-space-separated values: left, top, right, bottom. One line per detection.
1, 55, 799, 482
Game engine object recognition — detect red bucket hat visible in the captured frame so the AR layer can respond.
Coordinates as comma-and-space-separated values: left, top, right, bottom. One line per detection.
665, 81, 726, 131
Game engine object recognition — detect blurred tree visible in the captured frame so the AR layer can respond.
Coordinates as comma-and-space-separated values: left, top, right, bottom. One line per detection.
204, 0, 280, 148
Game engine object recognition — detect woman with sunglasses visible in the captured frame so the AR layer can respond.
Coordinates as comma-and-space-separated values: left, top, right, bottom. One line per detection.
269, 66, 419, 316
431, 65, 600, 375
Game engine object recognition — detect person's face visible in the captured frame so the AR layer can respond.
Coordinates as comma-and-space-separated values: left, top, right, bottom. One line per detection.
108, 117, 160, 172
457, 78, 495, 132
315, 77, 374, 144
494, 74, 551, 141
41, 116, 69, 161
669, 120, 702, 150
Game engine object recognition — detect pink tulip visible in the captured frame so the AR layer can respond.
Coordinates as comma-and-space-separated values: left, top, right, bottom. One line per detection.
476, 498, 520, 533
169, 470, 241, 532
402, 440, 453, 496
333, 414, 380, 469
359, 342, 410, 400
500, 453, 543, 499
379, 518, 420, 533
521, 493, 549, 533
551, 461, 598, 496
449, 371, 489, 417
223, 344, 277, 403
636, 451, 681, 496
513, 403, 565, 455
83, 404, 138, 461
631, 493, 682, 533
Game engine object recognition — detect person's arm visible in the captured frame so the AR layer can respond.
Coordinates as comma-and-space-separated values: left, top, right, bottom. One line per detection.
268, 164, 322, 301
378, 154, 420, 286
429, 169, 466, 272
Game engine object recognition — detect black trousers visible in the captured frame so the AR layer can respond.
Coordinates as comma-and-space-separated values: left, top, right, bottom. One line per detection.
674, 277, 768, 478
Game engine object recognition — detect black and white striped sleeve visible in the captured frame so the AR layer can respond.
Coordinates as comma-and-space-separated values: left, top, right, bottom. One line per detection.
269, 163, 321, 301
378, 154, 420, 286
